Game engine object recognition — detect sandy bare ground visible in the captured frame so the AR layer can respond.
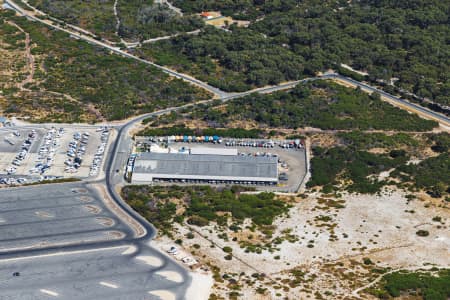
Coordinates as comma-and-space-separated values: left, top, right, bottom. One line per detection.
152, 237, 213, 300
185, 271, 214, 300
156, 189, 449, 299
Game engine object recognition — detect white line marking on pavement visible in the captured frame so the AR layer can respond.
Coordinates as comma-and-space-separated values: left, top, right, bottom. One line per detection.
148, 290, 175, 300
136, 255, 162, 267
121, 245, 137, 255
40, 289, 59, 296
0, 245, 130, 263
100, 281, 118, 289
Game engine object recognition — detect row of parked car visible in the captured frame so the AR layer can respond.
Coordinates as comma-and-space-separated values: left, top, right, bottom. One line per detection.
166, 246, 198, 267
89, 129, 109, 176
224, 139, 305, 149
5, 130, 37, 175
0, 175, 62, 186
30, 127, 64, 175
153, 178, 277, 186
65, 132, 90, 173
238, 151, 278, 158
0, 177, 27, 185
225, 140, 275, 148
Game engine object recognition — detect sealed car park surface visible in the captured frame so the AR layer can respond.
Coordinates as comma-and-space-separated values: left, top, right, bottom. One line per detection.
0, 183, 190, 300
0, 126, 110, 184
0, 182, 131, 253
0, 244, 190, 300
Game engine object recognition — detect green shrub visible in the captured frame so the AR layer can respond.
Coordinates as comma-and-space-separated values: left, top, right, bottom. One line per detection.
416, 230, 430, 237
222, 246, 233, 253
383, 270, 450, 300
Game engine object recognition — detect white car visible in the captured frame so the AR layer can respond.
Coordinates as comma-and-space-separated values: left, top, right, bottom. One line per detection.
167, 246, 178, 254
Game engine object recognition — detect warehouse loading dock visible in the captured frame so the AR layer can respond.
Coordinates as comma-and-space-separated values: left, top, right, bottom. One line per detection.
131, 152, 278, 185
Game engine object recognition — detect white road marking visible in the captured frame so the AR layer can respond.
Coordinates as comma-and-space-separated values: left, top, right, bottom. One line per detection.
155, 271, 183, 283
100, 281, 118, 289
121, 245, 137, 255
148, 290, 176, 300
40, 289, 59, 296
135, 255, 162, 267
0, 245, 130, 263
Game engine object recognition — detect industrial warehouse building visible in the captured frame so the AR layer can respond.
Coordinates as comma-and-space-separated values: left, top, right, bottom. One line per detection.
131, 152, 278, 185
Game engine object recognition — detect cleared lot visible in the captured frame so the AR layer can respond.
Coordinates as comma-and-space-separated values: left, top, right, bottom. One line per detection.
0, 182, 132, 253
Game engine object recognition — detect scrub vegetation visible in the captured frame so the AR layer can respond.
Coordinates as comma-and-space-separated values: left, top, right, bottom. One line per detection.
188, 81, 438, 131
27, 0, 118, 40
169, 0, 449, 105
121, 185, 290, 234
20, 0, 449, 105
337, 131, 420, 150
25, 0, 204, 41
0, 10, 210, 122
135, 26, 305, 92
116, 1, 203, 42
392, 153, 450, 198
137, 124, 262, 139
370, 269, 450, 300
308, 132, 450, 196
170, 0, 297, 20
307, 146, 409, 194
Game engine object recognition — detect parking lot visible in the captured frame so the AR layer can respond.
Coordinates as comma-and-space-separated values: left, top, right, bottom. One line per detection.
0, 126, 110, 186
0, 182, 132, 253
0, 182, 190, 300
134, 137, 307, 192
0, 243, 190, 300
